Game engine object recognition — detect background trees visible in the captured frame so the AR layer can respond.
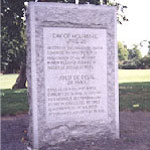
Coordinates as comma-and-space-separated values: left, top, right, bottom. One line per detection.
118, 41, 150, 69
147, 41, 150, 56
1, 0, 127, 74
118, 41, 128, 61
1, 0, 28, 74
2, 0, 149, 89
1, 0, 31, 88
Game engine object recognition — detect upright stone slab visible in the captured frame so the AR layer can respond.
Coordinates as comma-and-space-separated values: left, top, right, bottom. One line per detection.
27, 2, 119, 149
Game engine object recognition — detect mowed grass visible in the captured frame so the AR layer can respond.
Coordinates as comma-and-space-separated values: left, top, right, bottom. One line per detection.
119, 69, 150, 111
0, 74, 18, 89
0, 74, 28, 116
0, 70, 150, 116
1, 89, 28, 116
119, 69, 150, 83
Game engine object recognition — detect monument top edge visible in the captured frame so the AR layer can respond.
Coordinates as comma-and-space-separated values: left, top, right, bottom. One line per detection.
28, 2, 116, 10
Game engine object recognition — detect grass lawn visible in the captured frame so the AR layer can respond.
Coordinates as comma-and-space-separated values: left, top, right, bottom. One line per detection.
0, 74, 18, 89
119, 69, 150, 83
1, 89, 28, 116
119, 69, 150, 111
119, 82, 150, 111
1, 74, 28, 116
1, 69, 150, 116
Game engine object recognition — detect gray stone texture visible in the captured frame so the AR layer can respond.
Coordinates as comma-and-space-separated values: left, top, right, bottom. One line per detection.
26, 2, 119, 149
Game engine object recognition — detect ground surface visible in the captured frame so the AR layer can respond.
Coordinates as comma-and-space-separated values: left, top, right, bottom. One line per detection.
1, 112, 150, 150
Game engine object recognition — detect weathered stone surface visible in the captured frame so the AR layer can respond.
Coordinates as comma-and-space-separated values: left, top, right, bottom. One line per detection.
26, 2, 119, 149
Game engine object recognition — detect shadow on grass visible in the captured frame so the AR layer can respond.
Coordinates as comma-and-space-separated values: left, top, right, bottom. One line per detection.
1, 88, 28, 116
119, 82, 150, 112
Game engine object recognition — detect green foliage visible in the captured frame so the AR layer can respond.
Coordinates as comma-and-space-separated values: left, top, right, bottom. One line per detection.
121, 60, 141, 70
1, 0, 32, 73
119, 44, 144, 69
121, 60, 139, 69
147, 41, 150, 56
1, 0, 128, 73
140, 55, 150, 69
118, 41, 129, 61
128, 44, 142, 60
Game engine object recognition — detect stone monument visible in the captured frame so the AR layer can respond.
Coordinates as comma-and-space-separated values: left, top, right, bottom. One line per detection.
26, 2, 119, 149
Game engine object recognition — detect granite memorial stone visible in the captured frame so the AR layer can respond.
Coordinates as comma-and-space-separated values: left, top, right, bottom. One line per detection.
26, 2, 119, 149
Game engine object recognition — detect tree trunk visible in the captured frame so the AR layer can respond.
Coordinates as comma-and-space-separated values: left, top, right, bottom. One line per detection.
12, 64, 26, 89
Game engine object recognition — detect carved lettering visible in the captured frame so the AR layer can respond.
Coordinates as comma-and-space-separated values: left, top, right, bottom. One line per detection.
43, 27, 108, 123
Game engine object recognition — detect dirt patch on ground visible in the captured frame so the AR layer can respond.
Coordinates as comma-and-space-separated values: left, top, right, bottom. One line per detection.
1, 112, 150, 150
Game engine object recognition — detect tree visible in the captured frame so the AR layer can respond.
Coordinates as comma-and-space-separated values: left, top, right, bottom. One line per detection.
118, 43, 143, 69
1, 0, 127, 89
124, 44, 142, 69
128, 44, 142, 60
12, 64, 27, 89
147, 41, 150, 56
118, 41, 129, 69
1, 0, 27, 73
118, 41, 129, 61
1, 0, 30, 88
140, 55, 150, 69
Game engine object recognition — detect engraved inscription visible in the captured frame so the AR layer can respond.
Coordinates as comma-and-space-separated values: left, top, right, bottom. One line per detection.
43, 27, 108, 123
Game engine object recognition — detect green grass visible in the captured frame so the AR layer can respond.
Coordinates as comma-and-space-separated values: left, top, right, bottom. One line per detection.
0, 70, 150, 116
119, 69, 150, 83
1, 89, 28, 116
119, 69, 150, 111
119, 82, 150, 111
0, 74, 28, 116
0, 74, 18, 89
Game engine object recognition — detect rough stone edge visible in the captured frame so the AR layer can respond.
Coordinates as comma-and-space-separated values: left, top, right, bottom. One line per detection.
27, 2, 119, 149
26, 4, 39, 149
